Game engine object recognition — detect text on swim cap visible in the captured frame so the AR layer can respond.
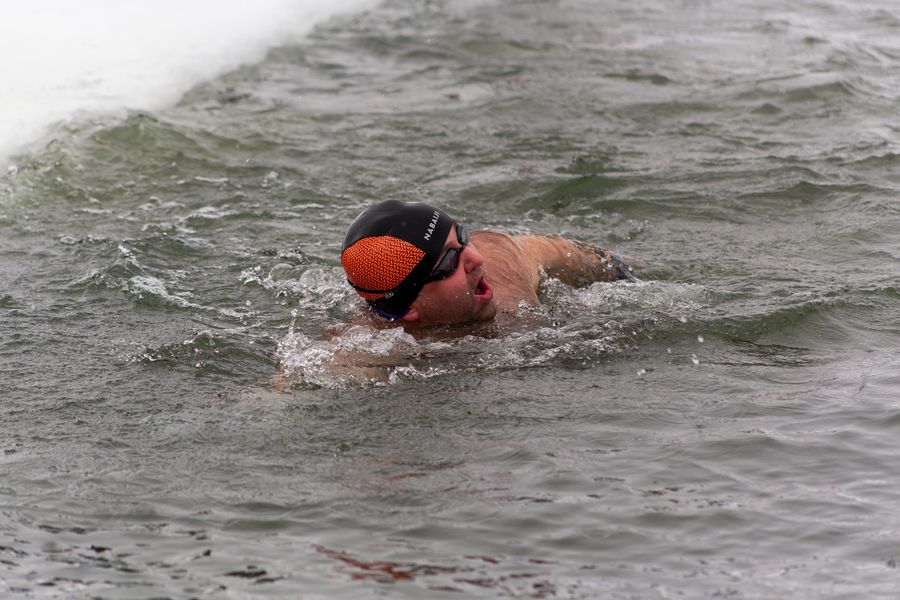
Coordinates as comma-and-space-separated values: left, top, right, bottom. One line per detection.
424, 210, 440, 241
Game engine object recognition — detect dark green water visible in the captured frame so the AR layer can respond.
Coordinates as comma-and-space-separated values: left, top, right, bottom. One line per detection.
3, 0, 900, 597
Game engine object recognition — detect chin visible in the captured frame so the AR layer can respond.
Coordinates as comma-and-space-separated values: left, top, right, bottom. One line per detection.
475, 301, 498, 322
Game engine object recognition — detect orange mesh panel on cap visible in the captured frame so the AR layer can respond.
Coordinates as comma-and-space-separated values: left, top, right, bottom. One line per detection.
342, 236, 425, 299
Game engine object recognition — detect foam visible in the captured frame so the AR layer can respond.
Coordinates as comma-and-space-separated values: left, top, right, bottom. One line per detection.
0, 0, 378, 166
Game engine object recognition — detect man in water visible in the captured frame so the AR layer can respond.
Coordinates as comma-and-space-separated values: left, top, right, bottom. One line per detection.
341, 200, 636, 327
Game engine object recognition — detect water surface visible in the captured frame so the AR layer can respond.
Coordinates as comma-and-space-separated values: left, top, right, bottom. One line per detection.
3, 0, 900, 597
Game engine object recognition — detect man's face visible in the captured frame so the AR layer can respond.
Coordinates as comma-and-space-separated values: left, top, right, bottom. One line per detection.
406, 226, 497, 325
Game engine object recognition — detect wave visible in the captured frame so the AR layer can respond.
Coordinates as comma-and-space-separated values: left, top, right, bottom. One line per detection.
0, 0, 379, 166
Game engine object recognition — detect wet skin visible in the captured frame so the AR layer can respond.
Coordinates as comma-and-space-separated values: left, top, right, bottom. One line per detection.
400, 226, 498, 326
399, 228, 632, 328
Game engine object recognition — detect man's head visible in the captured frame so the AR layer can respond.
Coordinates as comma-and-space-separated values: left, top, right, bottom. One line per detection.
341, 200, 496, 325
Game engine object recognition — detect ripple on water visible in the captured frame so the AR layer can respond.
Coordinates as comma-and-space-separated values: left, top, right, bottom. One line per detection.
4, 1, 900, 598
126, 326, 276, 382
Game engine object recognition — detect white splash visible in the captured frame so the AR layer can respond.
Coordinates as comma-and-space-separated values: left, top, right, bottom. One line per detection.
129, 275, 202, 309
276, 322, 422, 388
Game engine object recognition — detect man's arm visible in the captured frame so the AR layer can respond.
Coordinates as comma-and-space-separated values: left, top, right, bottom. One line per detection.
515, 234, 637, 287
471, 231, 636, 312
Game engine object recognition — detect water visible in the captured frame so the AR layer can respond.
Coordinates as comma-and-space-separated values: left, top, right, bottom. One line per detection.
3, 0, 900, 597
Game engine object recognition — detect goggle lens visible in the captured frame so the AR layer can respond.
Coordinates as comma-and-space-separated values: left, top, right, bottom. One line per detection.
425, 223, 468, 282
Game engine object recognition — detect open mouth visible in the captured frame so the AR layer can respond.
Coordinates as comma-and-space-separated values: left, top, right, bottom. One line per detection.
474, 275, 492, 300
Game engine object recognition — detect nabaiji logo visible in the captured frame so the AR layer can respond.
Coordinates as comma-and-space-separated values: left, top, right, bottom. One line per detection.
424, 210, 440, 241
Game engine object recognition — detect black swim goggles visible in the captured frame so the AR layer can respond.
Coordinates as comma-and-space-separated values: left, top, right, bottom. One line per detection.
349, 222, 470, 298
414, 222, 470, 287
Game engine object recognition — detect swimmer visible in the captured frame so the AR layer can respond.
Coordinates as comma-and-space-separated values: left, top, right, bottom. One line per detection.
273, 200, 639, 388
341, 200, 637, 327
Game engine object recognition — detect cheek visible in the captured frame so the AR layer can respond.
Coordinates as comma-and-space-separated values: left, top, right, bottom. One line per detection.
449, 270, 472, 296
427, 273, 470, 307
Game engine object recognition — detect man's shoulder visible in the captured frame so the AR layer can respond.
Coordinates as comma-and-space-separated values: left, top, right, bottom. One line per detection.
470, 229, 531, 258
471, 229, 517, 244
471, 229, 536, 268
471, 230, 542, 308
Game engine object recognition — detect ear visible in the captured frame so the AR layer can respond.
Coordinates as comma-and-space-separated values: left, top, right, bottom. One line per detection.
400, 306, 420, 322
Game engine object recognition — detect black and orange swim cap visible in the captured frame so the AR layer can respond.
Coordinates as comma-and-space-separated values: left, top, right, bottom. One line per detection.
341, 200, 454, 318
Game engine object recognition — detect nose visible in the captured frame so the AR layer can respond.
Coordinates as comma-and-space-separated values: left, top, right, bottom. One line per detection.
462, 243, 484, 273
